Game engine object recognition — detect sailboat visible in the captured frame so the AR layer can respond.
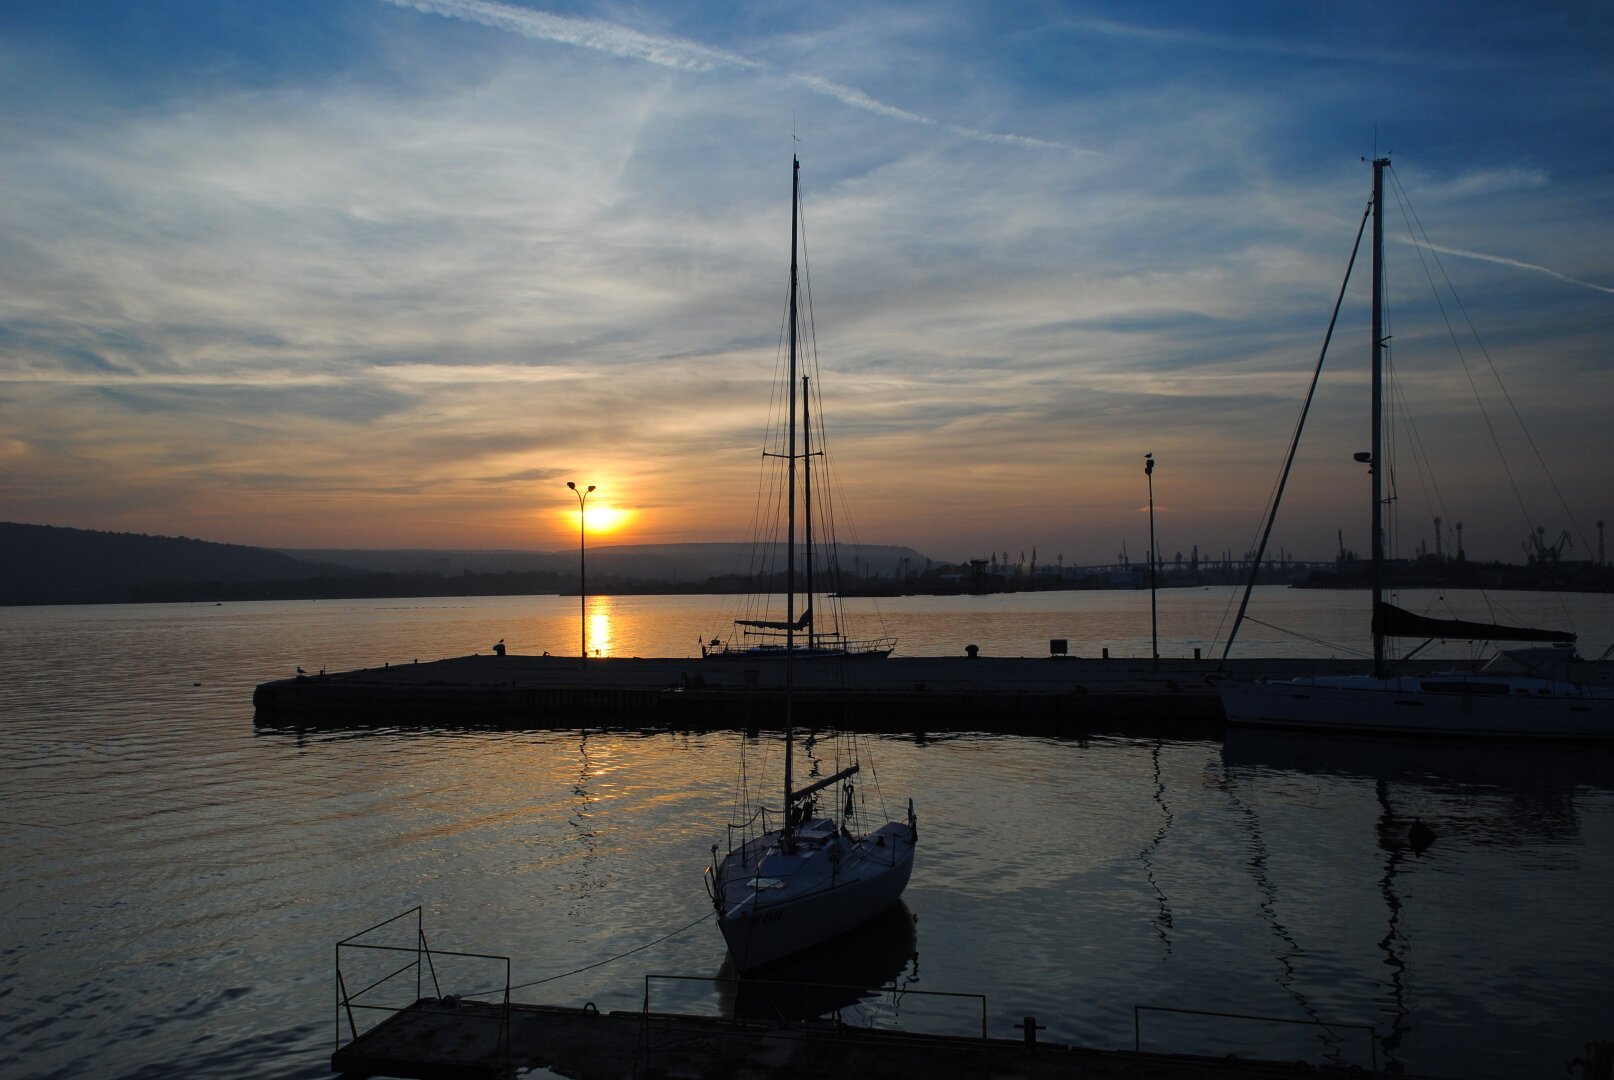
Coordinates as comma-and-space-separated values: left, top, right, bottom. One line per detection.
704, 156, 918, 972
1218, 157, 1614, 740
701, 374, 897, 658
700, 159, 895, 662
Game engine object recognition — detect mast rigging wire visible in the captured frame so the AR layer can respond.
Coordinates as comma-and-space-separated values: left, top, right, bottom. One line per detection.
1220, 189, 1373, 661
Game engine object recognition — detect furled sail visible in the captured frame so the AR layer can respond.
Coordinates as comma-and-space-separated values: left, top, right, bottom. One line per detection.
1372, 602, 1575, 644
736, 605, 812, 632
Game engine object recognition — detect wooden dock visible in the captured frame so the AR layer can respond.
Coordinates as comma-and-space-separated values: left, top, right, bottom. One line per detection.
251, 652, 1468, 737
331, 996, 1437, 1080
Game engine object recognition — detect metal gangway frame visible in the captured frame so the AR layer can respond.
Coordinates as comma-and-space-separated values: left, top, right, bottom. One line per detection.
334, 906, 513, 1070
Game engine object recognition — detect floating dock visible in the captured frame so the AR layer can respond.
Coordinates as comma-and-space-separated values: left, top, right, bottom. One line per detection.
330, 996, 1440, 1080
251, 653, 1477, 736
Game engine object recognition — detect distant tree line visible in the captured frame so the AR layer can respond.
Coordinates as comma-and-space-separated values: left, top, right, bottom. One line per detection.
5, 521, 1609, 606
8, 569, 840, 606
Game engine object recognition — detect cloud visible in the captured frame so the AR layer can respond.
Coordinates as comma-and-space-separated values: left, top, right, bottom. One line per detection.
787, 74, 1078, 152
378, 0, 1077, 152
380, 0, 759, 71
1051, 10, 1506, 75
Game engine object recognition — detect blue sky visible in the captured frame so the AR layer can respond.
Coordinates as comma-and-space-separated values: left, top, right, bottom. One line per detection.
2, 0, 1610, 564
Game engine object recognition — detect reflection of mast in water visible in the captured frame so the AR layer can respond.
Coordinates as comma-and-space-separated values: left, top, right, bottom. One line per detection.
1374, 777, 1431, 1071
843, 909, 921, 1032
567, 732, 605, 918
863, 934, 921, 1029
797, 731, 824, 816
1136, 740, 1174, 953
1221, 729, 1610, 1074
1216, 764, 1348, 1068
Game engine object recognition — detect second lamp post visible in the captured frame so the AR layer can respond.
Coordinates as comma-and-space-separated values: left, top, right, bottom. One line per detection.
567, 481, 595, 662
1145, 453, 1158, 663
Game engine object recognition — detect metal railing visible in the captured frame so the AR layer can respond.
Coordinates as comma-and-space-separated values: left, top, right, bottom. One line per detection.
334, 907, 513, 1072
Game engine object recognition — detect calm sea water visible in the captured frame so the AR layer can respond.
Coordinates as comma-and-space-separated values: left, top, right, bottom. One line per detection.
2, 587, 1612, 1079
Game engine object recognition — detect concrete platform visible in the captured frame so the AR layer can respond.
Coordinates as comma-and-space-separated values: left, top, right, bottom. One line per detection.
332, 997, 1437, 1080
253, 653, 1490, 737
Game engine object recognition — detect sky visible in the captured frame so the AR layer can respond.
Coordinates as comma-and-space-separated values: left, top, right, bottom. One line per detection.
2, 1, 1611, 566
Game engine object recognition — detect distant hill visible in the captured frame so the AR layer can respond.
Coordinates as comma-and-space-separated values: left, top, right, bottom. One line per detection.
280, 542, 930, 582
2, 523, 934, 606
0, 522, 348, 605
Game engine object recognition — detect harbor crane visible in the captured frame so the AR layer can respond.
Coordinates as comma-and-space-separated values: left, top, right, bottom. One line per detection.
1523, 526, 1572, 564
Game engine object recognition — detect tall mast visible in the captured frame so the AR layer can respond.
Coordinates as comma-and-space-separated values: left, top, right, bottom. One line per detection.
803, 374, 814, 652
783, 155, 800, 832
1370, 156, 1389, 677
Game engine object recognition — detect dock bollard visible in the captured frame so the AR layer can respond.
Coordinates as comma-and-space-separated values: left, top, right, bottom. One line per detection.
1014, 1015, 1045, 1049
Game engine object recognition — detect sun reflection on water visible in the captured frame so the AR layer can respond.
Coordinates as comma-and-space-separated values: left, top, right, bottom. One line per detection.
587, 598, 614, 657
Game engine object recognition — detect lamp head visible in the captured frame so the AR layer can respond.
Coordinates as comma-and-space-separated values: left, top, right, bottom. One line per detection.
567, 481, 576, 491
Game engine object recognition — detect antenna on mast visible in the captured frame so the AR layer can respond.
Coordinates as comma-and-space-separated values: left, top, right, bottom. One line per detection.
1363, 127, 1392, 166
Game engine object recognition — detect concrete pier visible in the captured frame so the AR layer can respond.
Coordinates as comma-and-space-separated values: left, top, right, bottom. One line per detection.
252, 653, 1456, 737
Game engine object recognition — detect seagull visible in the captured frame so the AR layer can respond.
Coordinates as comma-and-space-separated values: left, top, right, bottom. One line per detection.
296, 666, 306, 674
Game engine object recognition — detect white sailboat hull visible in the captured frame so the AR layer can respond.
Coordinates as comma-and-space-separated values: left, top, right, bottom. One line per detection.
715, 820, 916, 972
1220, 673, 1614, 740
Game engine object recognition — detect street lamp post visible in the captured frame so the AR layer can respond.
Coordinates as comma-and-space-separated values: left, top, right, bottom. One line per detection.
1145, 453, 1158, 663
567, 481, 595, 662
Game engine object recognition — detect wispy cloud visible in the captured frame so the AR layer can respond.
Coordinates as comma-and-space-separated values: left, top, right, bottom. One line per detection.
379, 0, 1077, 151
1055, 11, 1483, 73
788, 74, 1078, 152
380, 0, 758, 71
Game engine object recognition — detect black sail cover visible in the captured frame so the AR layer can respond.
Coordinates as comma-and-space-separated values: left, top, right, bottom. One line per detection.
736, 605, 812, 632
1372, 601, 1575, 644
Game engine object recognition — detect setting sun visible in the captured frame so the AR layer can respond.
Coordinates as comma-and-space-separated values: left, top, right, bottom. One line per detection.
558, 500, 634, 538
581, 504, 632, 535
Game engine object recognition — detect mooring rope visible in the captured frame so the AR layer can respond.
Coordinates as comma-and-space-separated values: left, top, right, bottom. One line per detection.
456, 909, 716, 1001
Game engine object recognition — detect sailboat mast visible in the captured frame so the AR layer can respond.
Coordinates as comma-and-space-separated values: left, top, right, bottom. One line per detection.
803, 375, 814, 652
783, 155, 800, 830
1370, 156, 1389, 677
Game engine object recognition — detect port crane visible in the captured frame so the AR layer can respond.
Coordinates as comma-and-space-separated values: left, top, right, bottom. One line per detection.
1522, 526, 1572, 564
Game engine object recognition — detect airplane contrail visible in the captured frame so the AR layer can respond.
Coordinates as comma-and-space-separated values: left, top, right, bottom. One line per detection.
789, 74, 1076, 151
379, 0, 1074, 150
381, 0, 757, 71
1421, 240, 1614, 296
